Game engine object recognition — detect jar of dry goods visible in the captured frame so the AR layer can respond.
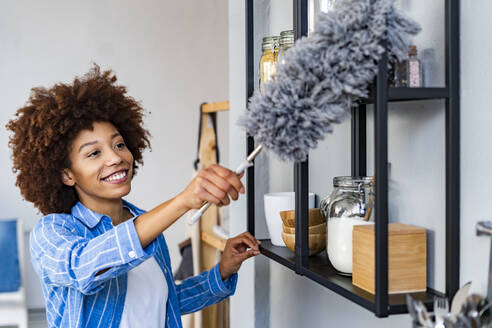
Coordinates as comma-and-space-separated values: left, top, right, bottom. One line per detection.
259, 36, 278, 93
320, 176, 374, 275
277, 30, 294, 66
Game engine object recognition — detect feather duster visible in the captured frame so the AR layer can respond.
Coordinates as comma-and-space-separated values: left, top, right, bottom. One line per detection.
238, 0, 421, 162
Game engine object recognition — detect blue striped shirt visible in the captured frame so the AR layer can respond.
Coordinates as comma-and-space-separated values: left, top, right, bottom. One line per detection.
30, 199, 237, 327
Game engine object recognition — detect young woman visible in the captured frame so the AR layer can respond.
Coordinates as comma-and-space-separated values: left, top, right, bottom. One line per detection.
6, 65, 261, 328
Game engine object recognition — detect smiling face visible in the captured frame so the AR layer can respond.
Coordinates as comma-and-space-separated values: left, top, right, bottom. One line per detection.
62, 121, 134, 209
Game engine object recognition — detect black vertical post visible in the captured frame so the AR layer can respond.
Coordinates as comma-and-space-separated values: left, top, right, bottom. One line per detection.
351, 105, 367, 177
294, 161, 309, 270
445, 0, 460, 300
294, 0, 308, 37
294, 0, 309, 272
246, 0, 255, 235
374, 50, 389, 317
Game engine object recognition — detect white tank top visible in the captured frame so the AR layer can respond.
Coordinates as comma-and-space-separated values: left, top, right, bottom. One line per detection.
119, 256, 168, 328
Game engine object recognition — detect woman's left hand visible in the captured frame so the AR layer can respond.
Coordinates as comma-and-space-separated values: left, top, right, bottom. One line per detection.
218, 232, 261, 281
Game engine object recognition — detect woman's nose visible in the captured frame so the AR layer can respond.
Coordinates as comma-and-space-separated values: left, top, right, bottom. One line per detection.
105, 149, 123, 166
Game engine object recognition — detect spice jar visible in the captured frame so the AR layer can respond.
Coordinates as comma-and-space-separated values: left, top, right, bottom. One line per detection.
394, 45, 423, 88
259, 36, 278, 93
320, 176, 374, 275
407, 45, 423, 87
277, 30, 294, 66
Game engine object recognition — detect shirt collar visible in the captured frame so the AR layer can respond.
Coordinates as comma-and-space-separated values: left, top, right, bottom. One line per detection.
71, 199, 139, 229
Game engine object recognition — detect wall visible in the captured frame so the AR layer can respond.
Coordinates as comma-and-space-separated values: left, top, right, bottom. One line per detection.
0, 0, 229, 309
228, 0, 492, 327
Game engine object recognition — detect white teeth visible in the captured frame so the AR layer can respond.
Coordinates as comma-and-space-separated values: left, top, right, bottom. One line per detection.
104, 171, 127, 182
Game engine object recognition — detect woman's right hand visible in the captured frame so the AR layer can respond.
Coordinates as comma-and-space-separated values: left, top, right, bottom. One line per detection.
178, 164, 245, 210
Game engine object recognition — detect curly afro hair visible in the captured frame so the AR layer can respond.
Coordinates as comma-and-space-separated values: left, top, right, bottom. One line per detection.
6, 65, 151, 215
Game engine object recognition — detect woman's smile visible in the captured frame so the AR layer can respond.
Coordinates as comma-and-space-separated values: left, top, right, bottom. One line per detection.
102, 169, 129, 184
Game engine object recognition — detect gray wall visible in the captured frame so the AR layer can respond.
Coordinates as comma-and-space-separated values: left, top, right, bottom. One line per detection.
0, 0, 229, 309
228, 0, 492, 327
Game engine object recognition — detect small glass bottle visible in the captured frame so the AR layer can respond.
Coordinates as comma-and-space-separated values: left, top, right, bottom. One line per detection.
259, 36, 278, 93
408, 45, 423, 87
277, 30, 294, 66
394, 45, 423, 88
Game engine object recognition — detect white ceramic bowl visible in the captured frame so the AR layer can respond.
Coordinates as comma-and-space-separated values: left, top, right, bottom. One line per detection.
264, 192, 315, 246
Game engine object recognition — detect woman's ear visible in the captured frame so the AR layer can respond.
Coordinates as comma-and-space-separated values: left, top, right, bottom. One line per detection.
61, 169, 75, 186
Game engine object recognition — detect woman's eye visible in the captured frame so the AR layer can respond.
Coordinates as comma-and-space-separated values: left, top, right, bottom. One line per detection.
88, 150, 100, 158
115, 142, 126, 149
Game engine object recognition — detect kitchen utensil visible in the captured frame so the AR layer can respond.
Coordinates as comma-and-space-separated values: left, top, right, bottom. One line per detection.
451, 282, 472, 319
475, 221, 492, 327
281, 231, 326, 255
443, 315, 457, 328
476, 221, 492, 301
456, 313, 472, 328
407, 295, 436, 327
416, 300, 432, 327
279, 208, 324, 228
188, 145, 263, 225
478, 302, 492, 327
406, 294, 419, 324
281, 222, 326, 234
434, 296, 449, 327
462, 294, 484, 328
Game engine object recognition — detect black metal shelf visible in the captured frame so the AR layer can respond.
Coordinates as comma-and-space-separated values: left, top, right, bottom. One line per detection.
362, 87, 450, 103
246, 0, 460, 319
259, 239, 296, 270
260, 239, 443, 315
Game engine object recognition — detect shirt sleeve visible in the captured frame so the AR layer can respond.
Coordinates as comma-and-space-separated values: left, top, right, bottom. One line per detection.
175, 262, 238, 314
30, 214, 154, 295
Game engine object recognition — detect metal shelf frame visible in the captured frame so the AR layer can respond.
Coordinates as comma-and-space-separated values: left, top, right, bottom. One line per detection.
245, 0, 460, 318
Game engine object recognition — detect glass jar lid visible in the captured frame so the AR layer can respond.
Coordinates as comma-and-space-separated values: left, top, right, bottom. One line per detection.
333, 176, 374, 188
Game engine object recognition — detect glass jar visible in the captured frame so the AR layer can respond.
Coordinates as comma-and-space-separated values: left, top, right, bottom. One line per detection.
321, 176, 374, 275
259, 36, 278, 93
277, 30, 294, 66
308, 0, 337, 34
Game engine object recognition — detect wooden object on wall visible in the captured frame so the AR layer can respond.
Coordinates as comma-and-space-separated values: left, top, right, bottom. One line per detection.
201, 101, 229, 113
352, 223, 427, 294
197, 108, 229, 328
201, 231, 226, 252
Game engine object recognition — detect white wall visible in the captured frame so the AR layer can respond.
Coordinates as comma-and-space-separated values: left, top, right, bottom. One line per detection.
0, 0, 229, 309
229, 0, 492, 327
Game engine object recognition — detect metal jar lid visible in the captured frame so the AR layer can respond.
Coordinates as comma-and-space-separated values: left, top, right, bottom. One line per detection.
279, 30, 294, 47
262, 36, 278, 51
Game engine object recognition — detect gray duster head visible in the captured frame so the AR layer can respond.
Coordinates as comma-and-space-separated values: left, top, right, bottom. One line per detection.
238, 0, 420, 162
